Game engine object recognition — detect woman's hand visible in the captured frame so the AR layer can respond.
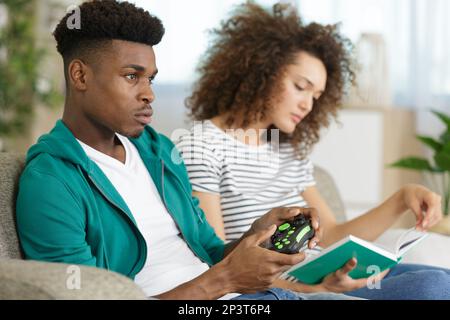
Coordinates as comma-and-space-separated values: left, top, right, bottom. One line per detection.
317, 258, 389, 293
401, 184, 443, 231
247, 207, 322, 249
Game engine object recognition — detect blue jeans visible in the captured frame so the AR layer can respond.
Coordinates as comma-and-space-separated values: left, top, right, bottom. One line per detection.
345, 263, 450, 300
231, 288, 359, 300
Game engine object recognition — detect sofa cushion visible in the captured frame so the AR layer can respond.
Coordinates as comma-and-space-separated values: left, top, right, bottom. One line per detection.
314, 166, 346, 223
0, 152, 25, 259
0, 259, 147, 299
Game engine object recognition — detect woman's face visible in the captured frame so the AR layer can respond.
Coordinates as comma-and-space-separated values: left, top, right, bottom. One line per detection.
269, 51, 327, 134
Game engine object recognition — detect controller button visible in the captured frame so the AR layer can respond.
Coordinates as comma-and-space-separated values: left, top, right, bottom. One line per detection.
295, 226, 311, 242
278, 223, 290, 231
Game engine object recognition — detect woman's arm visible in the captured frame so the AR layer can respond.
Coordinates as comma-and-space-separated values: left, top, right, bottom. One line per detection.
303, 184, 442, 247
193, 189, 378, 294
302, 186, 401, 246
193, 191, 226, 241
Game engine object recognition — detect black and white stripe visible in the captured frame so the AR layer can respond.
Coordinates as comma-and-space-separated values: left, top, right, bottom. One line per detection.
175, 120, 316, 242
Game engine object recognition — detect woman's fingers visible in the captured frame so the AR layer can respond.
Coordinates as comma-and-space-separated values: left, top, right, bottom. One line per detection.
335, 258, 357, 278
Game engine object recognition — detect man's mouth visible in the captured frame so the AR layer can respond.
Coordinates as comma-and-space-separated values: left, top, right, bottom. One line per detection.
135, 108, 153, 125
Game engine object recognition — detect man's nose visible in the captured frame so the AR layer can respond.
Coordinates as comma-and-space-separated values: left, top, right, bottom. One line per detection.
139, 84, 155, 104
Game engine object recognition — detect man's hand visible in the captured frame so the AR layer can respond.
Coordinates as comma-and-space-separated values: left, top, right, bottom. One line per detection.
247, 207, 322, 249
317, 258, 389, 293
401, 184, 443, 231
217, 224, 306, 294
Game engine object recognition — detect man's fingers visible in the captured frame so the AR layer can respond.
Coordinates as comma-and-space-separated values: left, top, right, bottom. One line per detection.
270, 251, 306, 266
307, 209, 320, 230
308, 225, 323, 249
277, 207, 320, 228
252, 224, 277, 246
278, 207, 303, 220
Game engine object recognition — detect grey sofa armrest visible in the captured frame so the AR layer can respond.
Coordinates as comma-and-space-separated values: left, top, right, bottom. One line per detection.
0, 259, 147, 300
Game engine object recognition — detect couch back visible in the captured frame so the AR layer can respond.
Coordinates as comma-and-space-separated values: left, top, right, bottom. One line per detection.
0, 151, 346, 260
313, 166, 346, 223
0, 152, 25, 259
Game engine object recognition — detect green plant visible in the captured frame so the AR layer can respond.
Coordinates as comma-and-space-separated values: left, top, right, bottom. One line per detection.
390, 110, 450, 216
0, 0, 62, 138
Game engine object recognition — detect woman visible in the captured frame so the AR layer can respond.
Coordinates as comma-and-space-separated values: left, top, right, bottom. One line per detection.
175, 2, 449, 299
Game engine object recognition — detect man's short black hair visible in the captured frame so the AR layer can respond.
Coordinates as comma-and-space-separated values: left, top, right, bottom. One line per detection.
53, 0, 164, 72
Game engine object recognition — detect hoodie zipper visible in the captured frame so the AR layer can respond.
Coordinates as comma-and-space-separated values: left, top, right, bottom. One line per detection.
161, 159, 204, 223
160, 160, 208, 265
87, 174, 147, 273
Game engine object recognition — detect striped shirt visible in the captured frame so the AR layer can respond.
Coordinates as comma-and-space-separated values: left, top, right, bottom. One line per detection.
175, 120, 316, 242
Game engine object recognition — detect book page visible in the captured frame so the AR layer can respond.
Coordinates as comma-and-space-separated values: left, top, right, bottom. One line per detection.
395, 228, 428, 256
374, 228, 428, 255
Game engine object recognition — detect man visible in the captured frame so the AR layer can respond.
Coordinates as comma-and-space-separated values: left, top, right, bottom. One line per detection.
15, 0, 352, 300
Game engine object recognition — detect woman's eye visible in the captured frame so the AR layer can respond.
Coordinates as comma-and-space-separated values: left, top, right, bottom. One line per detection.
295, 84, 305, 91
126, 74, 137, 81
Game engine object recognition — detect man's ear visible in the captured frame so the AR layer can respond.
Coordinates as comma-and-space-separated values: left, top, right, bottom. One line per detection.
68, 59, 90, 91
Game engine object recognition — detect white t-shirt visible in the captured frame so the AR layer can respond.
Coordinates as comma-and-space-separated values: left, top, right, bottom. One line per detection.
77, 134, 212, 297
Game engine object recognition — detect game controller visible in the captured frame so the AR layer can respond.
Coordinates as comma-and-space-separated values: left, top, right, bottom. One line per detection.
268, 214, 315, 254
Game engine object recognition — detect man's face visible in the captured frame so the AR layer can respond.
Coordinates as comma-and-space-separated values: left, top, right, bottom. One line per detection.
82, 40, 158, 138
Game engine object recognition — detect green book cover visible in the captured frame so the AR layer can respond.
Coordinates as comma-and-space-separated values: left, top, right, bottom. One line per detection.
285, 229, 428, 285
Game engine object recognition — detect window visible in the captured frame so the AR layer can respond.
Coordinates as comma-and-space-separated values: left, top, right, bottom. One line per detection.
133, 0, 286, 84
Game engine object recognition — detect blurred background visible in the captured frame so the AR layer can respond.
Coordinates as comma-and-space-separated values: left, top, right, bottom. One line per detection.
0, 0, 449, 222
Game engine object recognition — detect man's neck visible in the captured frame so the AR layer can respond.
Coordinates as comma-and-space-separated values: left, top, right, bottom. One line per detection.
62, 104, 126, 163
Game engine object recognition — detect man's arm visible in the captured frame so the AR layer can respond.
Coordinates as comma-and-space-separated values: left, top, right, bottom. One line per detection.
155, 225, 305, 299
16, 169, 96, 265
155, 261, 233, 299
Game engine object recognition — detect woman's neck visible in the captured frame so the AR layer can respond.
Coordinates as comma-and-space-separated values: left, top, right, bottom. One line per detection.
210, 114, 272, 146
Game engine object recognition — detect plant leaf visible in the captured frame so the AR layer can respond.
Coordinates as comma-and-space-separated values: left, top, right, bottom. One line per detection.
440, 130, 450, 145
434, 142, 450, 171
416, 135, 442, 152
432, 110, 450, 129
389, 157, 437, 172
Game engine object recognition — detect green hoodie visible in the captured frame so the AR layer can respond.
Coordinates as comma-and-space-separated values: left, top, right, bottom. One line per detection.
16, 120, 225, 279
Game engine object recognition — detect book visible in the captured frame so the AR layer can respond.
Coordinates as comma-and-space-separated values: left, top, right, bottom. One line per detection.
283, 228, 429, 285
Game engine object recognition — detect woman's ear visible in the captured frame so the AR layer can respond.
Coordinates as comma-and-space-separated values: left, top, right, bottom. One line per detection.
68, 59, 89, 91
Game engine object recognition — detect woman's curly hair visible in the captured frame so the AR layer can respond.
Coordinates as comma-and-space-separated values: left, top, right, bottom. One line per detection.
186, 1, 355, 158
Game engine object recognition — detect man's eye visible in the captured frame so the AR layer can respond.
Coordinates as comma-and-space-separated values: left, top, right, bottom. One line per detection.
126, 74, 137, 80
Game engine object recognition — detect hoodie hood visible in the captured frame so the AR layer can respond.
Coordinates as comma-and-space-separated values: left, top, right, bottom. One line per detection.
26, 119, 163, 171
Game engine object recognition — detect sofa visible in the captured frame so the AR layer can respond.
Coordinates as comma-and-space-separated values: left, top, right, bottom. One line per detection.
1, 151, 449, 299
0, 152, 147, 299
